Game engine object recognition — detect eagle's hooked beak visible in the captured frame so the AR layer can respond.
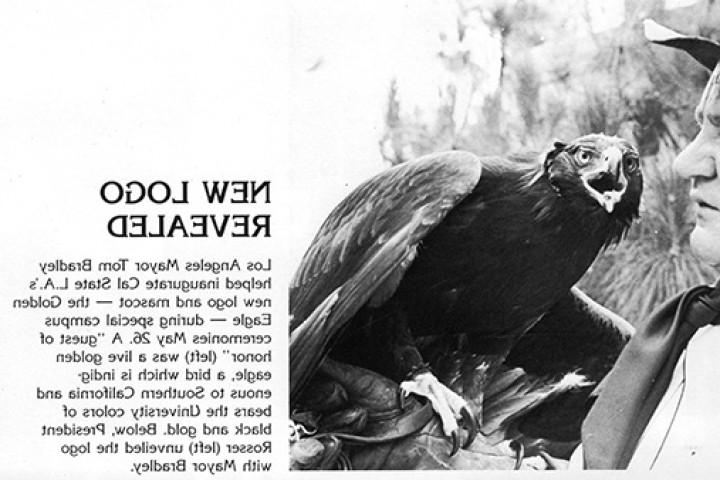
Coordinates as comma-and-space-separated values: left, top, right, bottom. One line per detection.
581, 146, 627, 213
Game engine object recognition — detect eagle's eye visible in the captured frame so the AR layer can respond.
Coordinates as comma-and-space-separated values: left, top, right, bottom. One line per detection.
625, 156, 639, 174
576, 150, 593, 165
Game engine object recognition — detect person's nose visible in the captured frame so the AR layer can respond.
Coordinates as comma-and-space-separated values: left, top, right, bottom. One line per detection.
674, 126, 719, 180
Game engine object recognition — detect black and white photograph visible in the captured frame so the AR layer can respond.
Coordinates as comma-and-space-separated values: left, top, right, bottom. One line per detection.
288, 0, 720, 472
1, 0, 720, 477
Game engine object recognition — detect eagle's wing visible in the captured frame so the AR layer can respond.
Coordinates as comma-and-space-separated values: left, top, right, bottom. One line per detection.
507, 286, 634, 380
503, 286, 634, 445
290, 151, 483, 402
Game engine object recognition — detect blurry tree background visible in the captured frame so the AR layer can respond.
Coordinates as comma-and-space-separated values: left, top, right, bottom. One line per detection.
379, 0, 719, 324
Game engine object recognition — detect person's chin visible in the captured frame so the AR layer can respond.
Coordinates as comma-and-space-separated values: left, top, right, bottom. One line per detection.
690, 225, 720, 270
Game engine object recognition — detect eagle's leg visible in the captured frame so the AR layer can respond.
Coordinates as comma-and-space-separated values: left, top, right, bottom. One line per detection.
388, 310, 479, 454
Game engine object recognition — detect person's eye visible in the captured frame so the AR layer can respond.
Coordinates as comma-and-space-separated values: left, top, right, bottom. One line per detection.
707, 114, 720, 128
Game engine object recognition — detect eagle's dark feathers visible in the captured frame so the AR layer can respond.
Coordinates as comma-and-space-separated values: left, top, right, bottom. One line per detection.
290, 134, 642, 410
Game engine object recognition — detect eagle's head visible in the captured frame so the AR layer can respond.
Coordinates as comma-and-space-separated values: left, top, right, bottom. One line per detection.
543, 134, 642, 225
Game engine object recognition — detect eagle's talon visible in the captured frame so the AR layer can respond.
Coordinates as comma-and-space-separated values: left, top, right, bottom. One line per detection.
460, 406, 478, 448
510, 439, 524, 470
450, 429, 461, 456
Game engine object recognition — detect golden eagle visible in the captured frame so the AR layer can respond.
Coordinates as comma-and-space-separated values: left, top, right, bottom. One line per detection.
290, 134, 642, 458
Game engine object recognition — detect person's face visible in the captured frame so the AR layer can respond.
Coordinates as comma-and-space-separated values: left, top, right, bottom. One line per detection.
674, 65, 720, 269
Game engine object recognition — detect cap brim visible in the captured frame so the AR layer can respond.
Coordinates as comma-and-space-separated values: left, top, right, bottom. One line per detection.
643, 19, 720, 71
